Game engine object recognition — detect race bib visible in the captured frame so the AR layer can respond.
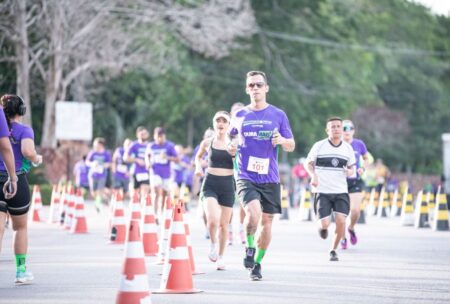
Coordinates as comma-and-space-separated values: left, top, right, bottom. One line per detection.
247, 156, 270, 175
93, 166, 104, 174
136, 172, 149, 182
117, 164, 128, 174
153, 152, 168, 165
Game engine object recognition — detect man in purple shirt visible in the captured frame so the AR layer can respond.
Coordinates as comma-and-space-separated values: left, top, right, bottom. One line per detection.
340, 120, 371, 250
124, 127, 150, 201
112, 138, 132, 195
86, 137, 112, 212
228, 71, 295, 280
73, 155, 90, 191
145, 127, 178, 221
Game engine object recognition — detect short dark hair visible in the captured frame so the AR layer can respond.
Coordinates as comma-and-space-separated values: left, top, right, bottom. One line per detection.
94, 137, 105, 145
136, 126, 147, 135
327, 117, 342, 124
246, 71, 268, 83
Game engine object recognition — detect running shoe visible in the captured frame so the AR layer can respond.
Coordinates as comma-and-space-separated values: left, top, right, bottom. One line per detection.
249, 263, 262, 281
329, 250, 339, 262
15, 271, 34, 285
208, 247, 218, 262
240, 230, 246, 245
216, 256, 226, 270
318, 228, 328, 239
340, 238, 348, 250
243, 247, 255, 269
348, 228, 358, 245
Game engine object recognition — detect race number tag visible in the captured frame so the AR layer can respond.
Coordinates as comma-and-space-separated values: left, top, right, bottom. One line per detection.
153, 152, 168, 165
93, 166, 104, 174
136, 172, 149, 182
247, 156, 270, 175
117, 164, 128, 174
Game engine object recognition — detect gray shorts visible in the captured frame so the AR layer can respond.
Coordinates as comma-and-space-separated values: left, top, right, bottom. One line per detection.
89, 177, 107, 192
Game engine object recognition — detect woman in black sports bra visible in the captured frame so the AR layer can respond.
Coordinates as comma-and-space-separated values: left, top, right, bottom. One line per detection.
195, 111, 235, 270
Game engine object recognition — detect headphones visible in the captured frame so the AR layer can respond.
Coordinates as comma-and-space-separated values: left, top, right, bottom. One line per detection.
3, 95, 26, 116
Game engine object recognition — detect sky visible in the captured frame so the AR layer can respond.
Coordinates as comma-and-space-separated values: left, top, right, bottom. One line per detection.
409, 0, 450, 15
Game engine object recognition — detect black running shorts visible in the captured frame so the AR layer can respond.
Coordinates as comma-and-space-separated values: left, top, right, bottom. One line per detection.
201, 174, 235, 208
347, 178, 365, 194
313, 193, 350, 219
236, 179, 281, 214
0, 173, 31, 216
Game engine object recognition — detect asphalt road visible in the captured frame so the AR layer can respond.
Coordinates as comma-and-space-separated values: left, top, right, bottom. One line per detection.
1, 201, 449, 304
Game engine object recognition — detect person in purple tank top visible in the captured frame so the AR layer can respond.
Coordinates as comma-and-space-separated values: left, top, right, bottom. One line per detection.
124, 126, 150, 202
86, 137, 112, 212
340, 120, 372, 250
0, 94, 42, 284
145, 127, 178, 222
227, 71, 295, 280
112, 138, 132, 196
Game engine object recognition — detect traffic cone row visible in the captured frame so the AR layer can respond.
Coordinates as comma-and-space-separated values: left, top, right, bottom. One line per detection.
110, 191, 127, 244
298, 189, 313, 221
157, 197, 173, 265
47, 185, 61, 223
142, 194, 158, 256
279, 185, 290, 220
70, 188, 88, 234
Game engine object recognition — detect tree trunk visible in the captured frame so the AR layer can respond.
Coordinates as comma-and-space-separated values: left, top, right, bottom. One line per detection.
41, 9, 64, 148
14, 0, 32, 126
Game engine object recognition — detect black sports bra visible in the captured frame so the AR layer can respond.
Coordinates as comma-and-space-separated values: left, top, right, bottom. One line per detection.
208, 139, 234, 170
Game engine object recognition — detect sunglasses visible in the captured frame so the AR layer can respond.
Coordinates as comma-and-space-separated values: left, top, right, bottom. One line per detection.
343, 126, 354, 132
247, 82, 265, 89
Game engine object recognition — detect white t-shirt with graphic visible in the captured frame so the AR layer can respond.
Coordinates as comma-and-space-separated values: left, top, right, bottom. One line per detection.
307, 138, 356, 194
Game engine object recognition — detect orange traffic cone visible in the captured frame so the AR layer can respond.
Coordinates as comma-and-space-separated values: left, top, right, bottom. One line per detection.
157, 196, 173, 264
29, 185, 43, 222
71, 188, 88, 234
142, 194, 158, 256
130, 192, 141, 221
116, 220, 152, 304
58, 186, 69, 226
154, 202, 202, 294
47, 185, 61, 224
110, 191, 127, 244
64, 187, 76, 230
180, 201, 204, 275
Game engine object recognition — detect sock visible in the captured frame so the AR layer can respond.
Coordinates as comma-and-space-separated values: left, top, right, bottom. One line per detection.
15, 254, 26, 273
95, 195, 102, 209
255, 248, 266, 264
246, 235, 255, 248
239, 223, 244, 232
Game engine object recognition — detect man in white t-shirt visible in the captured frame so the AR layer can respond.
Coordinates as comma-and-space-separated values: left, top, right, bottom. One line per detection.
305, 117, 356, 261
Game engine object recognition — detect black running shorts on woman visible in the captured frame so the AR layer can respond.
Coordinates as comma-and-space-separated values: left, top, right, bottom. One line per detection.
201, 173, 235, 208
0, 173, 31, 216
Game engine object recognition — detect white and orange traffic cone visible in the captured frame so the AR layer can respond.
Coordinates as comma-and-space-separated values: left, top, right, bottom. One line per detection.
64, 187, 76, 230
156, 196, 173, 265
130, 192, 141, 221
58, 186, 68, 226
47, 185, 61, 224
141, 194, 158, 256
70, 188, 88, 234
154, 202, 202, 294
29, 185, 43, 222
181, 201, 204, 275
116, 219, 152, 304
109, 191, 127, 244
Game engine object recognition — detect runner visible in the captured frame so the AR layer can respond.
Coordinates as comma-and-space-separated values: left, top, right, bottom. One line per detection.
86, 137, 112, 213
195, 111, 235, 270
305, 117, 355, 261
124, 127, 150, 203
228, 71, 295, 280
0, 94, 41, 284
73, 155, 90, 193
112, 138, 132, 196
341, 120, 371, 249
145, 127, 178, 222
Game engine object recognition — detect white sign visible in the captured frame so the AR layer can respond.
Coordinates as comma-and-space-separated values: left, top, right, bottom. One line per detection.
55, 101, 93, 141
